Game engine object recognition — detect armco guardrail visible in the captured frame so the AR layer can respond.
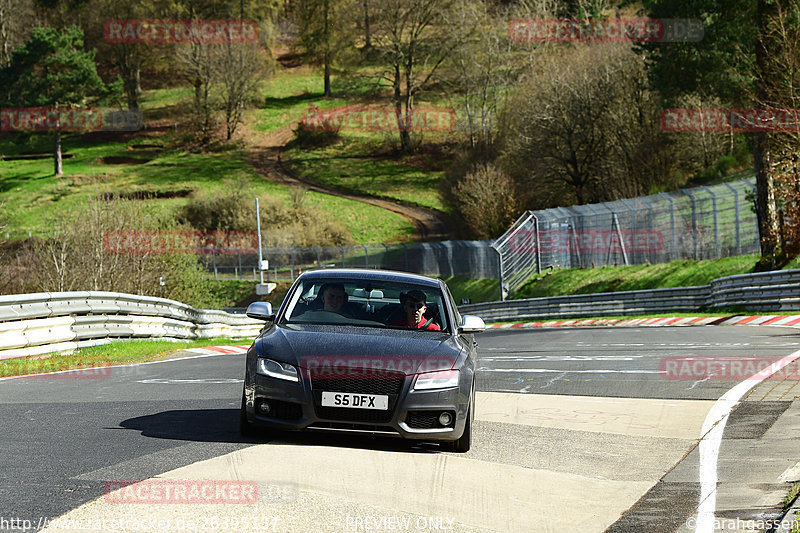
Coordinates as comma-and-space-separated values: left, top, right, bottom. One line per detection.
460, 269, 800, 321
0, 291, 263, 360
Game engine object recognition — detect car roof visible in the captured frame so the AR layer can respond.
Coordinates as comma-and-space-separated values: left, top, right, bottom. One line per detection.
296, 268, 442, 289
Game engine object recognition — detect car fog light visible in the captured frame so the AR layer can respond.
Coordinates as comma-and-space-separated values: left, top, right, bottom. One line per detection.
438, 412, 452, 426
257, 401, 271, 415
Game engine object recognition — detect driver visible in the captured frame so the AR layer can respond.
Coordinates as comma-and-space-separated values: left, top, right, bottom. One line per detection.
320, 283, 347, 313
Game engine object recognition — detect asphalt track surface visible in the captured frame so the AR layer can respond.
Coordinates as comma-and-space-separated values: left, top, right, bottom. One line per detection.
0, 325, 798, 532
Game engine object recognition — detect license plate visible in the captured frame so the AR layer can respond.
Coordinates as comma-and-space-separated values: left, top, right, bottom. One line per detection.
321, 392, 389, 410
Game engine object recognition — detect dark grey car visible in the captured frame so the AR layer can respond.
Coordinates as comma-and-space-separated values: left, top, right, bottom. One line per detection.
240, 269, 486, 452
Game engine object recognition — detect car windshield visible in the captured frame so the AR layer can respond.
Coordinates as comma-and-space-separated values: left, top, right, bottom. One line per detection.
279, 278, 449, 332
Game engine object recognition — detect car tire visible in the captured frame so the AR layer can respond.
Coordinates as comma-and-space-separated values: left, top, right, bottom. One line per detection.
240, 391, 257, 438
444, 385, 474, 453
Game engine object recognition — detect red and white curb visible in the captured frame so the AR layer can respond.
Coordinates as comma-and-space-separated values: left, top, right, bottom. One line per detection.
487, 315, 800, 330
184, 345, 250, 355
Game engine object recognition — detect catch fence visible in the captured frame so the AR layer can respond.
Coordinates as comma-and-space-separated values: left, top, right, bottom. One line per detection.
197, 240, 499, 282
493, 178, 760, 298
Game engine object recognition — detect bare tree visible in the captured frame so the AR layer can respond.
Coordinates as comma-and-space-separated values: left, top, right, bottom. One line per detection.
0, 0, 34, 66
176, 40, 217, 144
752, 0, 800, 263
369, 0, 461, 153
500, 45, 673, 207
217, 41, 270, 140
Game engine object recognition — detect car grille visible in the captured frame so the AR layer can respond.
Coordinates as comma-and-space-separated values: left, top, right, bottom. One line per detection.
309, 369, 405, 423
310, 372, 405, 396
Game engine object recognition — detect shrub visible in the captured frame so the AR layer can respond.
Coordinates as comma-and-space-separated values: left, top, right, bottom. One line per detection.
452, 164, 521, 240
291, 120, 341, 148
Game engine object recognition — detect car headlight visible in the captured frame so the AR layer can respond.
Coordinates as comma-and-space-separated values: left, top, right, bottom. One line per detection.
412, 370, 459, 391
256, 358, 299, 382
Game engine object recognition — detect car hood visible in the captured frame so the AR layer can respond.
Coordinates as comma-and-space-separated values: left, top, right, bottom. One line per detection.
255, 325, 462, 376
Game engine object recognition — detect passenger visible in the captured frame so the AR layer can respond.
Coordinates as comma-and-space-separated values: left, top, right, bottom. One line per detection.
391, 290, 441, 330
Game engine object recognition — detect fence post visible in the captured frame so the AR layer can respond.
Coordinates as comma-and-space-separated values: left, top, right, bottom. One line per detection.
723, 182, 741, 255
702, 185, 719, 258
495, 246, 505, 301
338, 245, 345, 268
620, 198, 637, 264
533, 213, 541, 275
362, 244, 369, 268
640, 196, 656, 263
658, 192, 677, 261
212, 248, 218, 280
401, 243, 409, 271
680, 189, 699, 260
381, 243, 389, 270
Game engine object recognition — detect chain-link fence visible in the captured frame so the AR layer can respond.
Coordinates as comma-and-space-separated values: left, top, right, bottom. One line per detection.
197, 241, 500, 282
493, 178, 759, 298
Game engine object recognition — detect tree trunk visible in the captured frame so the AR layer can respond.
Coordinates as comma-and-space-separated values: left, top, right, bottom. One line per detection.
393, 65, 411, 153
53, 132, 62, 176
753, 132, 779, 257
124, 66, 141, 110
754, 0, 780, 261
323, 0, 331, 97
363, 0, 371, 49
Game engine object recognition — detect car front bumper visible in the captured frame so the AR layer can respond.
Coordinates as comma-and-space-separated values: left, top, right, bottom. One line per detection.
243, 370, 472, 441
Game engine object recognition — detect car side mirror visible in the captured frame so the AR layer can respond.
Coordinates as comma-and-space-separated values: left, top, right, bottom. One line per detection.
458, 315, 485, 334
246, 301, 274, 321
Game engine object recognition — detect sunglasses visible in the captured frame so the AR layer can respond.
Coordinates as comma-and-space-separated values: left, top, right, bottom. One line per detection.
406, 301, 425, 309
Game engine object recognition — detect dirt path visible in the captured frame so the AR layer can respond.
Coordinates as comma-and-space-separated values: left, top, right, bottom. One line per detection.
243, 123, 455, 242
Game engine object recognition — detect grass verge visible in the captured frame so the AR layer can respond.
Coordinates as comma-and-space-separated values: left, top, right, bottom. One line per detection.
0, 337, 249, 378
513, 256, 761, 299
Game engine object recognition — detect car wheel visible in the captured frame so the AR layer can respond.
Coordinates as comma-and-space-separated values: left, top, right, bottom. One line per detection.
240, 391, 257, 438
444, 385, 474, 453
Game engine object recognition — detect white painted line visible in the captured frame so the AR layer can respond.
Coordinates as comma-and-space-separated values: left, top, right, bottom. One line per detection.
694, 348, 800, 533
137, 378, 242, 384
477, 368, 662, 374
